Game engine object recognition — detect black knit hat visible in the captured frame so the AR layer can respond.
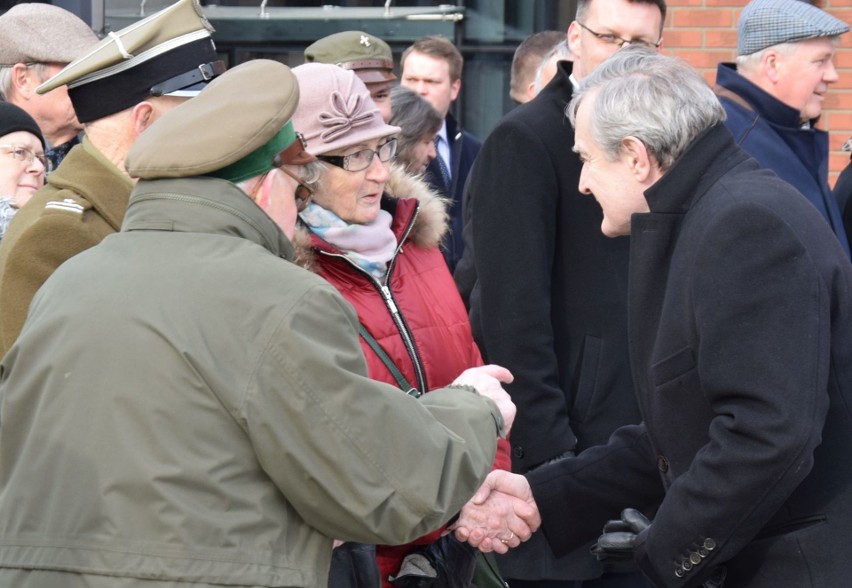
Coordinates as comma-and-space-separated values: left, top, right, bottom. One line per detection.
0, 102, 45, 149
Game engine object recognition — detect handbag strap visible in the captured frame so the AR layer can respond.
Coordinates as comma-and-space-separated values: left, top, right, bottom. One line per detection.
358, 324, 422, 398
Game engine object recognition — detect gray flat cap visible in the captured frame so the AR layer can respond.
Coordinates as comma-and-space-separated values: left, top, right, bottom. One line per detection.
738, 0, 849, 55
0, 3, 99, 66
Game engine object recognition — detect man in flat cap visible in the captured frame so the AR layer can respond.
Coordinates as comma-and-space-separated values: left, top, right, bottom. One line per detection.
0, 57, 519, 587
305, 30, 396, 122
0, 0, 224, 355
0, 3, 99, 170
715, 0, 850, 257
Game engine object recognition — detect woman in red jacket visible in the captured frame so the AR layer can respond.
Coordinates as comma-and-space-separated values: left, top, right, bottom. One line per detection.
290, 62, 511, 587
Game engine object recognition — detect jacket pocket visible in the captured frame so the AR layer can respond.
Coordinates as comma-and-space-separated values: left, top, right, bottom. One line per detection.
571, 335, 602, 423
651, 346, 696, 391
754, 514, 827, 540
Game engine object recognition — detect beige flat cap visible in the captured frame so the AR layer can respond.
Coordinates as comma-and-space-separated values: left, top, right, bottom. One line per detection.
37, 0, 223, 123
0, 3, 99, 66
127, 59, 308, 182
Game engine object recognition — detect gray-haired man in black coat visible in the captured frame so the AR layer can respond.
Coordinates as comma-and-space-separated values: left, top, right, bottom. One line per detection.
454, 47, 852, 588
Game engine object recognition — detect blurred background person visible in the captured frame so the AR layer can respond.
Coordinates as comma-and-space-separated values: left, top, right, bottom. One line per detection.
509, 30, 565, 105
0, 3, 98, 170
291, 62, 511, 588
0, 102, 47, 239
389, 85, 442, 175
305, 30, 397, 122
532, 40, 574, 97
714, 0, 850, 257
401, 35, 479, 273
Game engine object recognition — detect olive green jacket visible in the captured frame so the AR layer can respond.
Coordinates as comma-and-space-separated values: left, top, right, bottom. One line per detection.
0, 138, 133, 354
0, 177, 502, 587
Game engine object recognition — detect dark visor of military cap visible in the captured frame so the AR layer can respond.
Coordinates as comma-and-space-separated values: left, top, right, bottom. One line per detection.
37, 0, 225, 123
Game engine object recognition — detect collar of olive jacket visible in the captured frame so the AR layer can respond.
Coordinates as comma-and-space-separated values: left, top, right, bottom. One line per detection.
121, 176, 295, 260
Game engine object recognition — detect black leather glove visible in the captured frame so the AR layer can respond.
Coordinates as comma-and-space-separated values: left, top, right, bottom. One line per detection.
591, 508, 651, 562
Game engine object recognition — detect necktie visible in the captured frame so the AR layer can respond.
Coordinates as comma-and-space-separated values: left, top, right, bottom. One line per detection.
434, 136, 451, 190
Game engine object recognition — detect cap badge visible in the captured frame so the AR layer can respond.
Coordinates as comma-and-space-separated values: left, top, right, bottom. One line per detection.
360, 35, 371, 47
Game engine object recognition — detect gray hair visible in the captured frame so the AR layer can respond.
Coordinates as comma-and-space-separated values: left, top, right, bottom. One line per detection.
388, 85, 442, 172
566, 47, 725, 171
735, 40, 829, 73
0, 63, 52, 100
533, 40, 573, 94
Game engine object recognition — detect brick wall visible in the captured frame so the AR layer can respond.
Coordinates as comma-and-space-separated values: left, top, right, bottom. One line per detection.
662, 0, 852, 186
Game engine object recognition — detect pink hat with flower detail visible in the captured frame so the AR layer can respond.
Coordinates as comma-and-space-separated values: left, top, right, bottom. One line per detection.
292, 62, 400, 156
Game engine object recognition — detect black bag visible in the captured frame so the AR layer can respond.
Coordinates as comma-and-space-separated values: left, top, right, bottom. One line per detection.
327, 542, 382, 588
388, 534, 477, 588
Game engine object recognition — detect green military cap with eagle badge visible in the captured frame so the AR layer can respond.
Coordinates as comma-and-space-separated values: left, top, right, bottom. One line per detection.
305, 30, 396, 83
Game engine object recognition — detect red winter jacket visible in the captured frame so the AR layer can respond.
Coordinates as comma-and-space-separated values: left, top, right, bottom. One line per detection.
296, 167, 510, 586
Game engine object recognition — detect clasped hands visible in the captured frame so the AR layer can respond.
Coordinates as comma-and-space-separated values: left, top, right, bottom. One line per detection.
451, 470, 542, 554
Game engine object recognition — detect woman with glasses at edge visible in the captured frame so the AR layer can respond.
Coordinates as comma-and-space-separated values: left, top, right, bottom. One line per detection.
0, 103, 49, 240
288, 63, 512, 588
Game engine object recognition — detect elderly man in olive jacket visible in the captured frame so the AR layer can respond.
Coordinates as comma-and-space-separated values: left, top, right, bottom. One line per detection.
0, 59, 525, 588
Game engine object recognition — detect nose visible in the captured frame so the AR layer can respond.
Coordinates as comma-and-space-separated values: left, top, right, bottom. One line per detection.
366, 153, 390, 183
416, 81, 428, 96
578, 164, 592, 196
427, 140, 437, 160
824, 59, 839, 84
27, 156, 46, 175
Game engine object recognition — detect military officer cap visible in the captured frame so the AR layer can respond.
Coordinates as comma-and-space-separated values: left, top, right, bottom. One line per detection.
126, 59, 314, 183
0, 3, 99, 66
36, 0, 225, 124
738, 0, 849, 56
304, 30, 396, 83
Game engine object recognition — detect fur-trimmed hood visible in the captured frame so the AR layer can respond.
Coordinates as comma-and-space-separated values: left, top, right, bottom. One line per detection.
292, 163, 449, 272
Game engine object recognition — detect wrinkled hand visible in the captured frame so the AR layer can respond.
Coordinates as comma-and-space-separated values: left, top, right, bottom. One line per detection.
452, 470, 541, 554
591, 508, 650, 562
451, 365, 516, 435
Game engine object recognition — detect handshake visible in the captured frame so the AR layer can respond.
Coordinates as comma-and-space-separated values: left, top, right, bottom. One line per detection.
451, 470, 542, 554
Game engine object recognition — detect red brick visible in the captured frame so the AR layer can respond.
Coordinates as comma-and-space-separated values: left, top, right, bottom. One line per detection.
672, 9, 734, 27
672, 49, 735, 69
704, 30, 738, 48
827, 111, 852, 130
703, 0, 747, 6
662, 29, 703, 48
666, 0, 703, 6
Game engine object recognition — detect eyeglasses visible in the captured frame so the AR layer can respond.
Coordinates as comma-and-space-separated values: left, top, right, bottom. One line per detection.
317, 138, 397, 172
577, 22, 661, 49
0, 144, 50, 172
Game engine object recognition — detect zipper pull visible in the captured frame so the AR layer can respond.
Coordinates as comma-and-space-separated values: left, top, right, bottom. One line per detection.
380, 285, 399, 315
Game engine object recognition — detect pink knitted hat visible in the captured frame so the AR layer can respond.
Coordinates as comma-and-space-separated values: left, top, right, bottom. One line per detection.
292, 62, 400, 156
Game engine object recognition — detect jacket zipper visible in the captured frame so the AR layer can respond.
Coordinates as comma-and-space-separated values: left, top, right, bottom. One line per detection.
317, 208, 428, 394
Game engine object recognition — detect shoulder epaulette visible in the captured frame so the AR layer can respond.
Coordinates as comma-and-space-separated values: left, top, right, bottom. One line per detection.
44, 198, 86, 214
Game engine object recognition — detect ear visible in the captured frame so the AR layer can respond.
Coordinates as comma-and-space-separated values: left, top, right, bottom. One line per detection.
449, 77, 461, 102
526, 80, 538, 101
621, 136, 654, 182
762, 50, 781, 84
130, 101, 158, 138
11, 63, 35, 99
254, 169, 280, 211
567, 22, 582, 59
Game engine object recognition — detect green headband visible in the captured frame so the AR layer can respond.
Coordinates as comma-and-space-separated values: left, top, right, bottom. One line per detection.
208, 121, 296, 184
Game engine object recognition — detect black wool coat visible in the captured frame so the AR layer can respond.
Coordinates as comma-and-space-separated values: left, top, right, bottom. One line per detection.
466, 60, 642, 580
528, 124, 852, 588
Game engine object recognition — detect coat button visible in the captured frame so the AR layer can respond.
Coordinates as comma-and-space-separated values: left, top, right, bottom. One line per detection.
690, 553, 702, 565
703, 538, 716, 551
513, 446, 524, 459
656, 455, 670, 473
675, 568, 685, 578
682, 559, 693, 571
